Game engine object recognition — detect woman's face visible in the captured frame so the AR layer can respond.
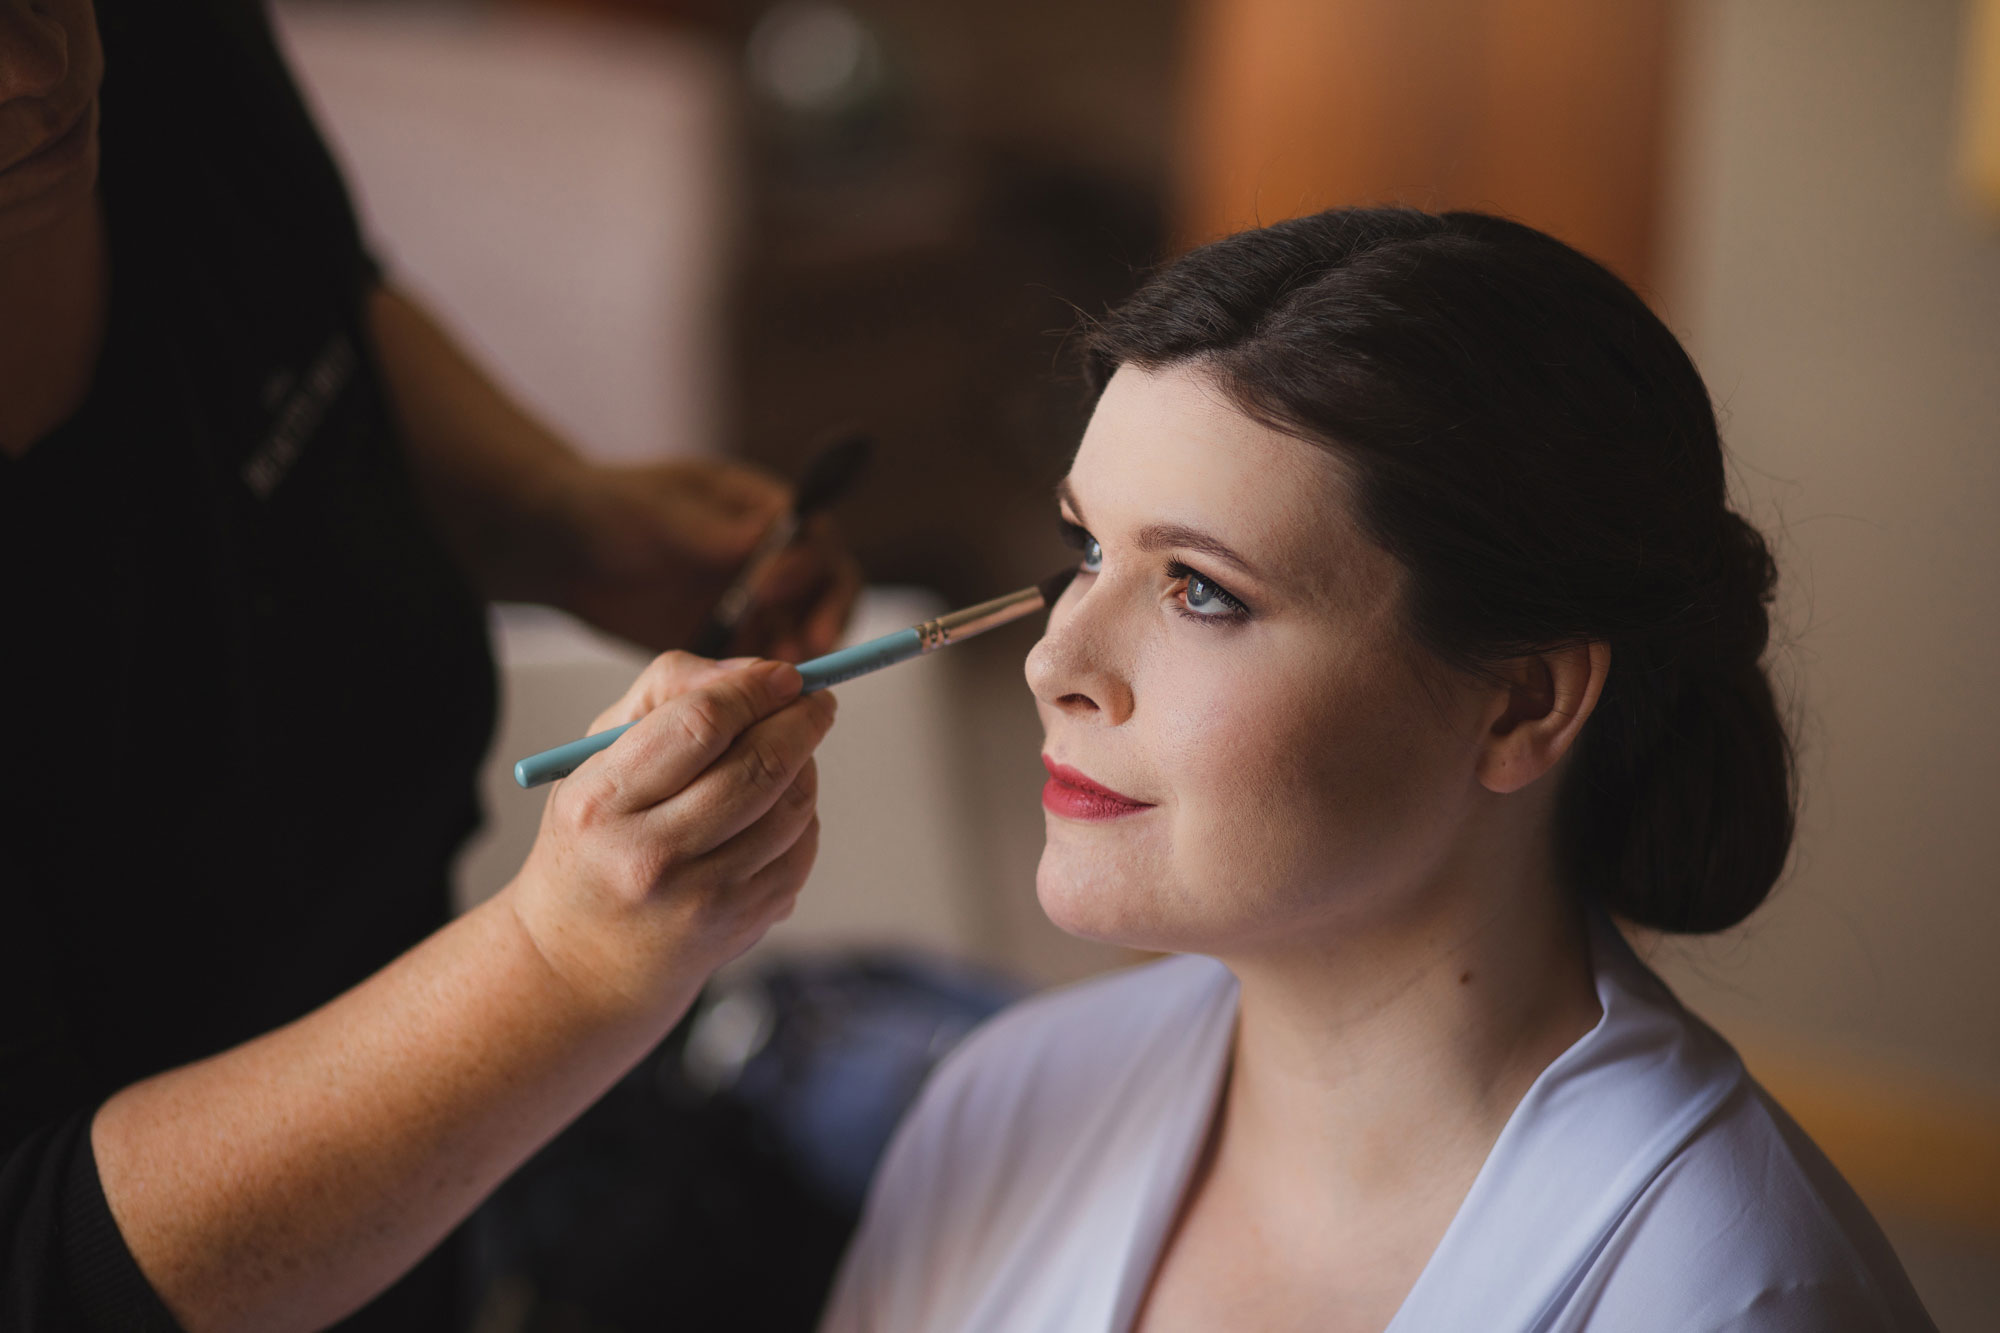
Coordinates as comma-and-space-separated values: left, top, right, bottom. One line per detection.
1027, 362, 1495, 957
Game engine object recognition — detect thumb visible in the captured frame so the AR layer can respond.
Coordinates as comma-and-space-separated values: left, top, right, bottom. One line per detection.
599, 659, 805, 812
589, 653, 760, 734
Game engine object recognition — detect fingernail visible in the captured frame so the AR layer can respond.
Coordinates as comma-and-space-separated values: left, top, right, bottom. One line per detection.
758, 660, 803, 697
718, 656, 759, 669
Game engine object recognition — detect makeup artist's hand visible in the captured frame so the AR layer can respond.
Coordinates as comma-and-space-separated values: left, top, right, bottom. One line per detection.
505, 653, 836, 1021
558, 460, 863, 661
367, 289, 858, 656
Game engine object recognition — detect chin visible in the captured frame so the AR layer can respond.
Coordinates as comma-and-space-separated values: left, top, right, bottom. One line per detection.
1034, 839, 1191, 952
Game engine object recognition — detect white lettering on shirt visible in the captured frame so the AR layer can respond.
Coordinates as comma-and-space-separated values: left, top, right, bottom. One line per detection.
242, 333, 355, 499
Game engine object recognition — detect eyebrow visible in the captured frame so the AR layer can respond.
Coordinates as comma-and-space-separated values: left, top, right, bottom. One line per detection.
1055, 478, 1262, 578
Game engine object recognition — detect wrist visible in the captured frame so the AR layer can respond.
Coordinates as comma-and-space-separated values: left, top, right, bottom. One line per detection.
496, 872, 706, 1038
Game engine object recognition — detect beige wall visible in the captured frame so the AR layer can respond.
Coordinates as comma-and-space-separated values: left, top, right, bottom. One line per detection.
1654, 0, 2000, 1095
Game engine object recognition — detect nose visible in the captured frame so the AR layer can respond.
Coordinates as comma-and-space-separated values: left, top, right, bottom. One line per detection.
1024, 579, 1136, 726
0, 4, 67, 104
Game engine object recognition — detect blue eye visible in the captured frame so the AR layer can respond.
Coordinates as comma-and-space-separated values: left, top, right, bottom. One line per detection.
1166, 559, 1249, 622
1059, 519, 1103, 574
1184, 573, 1229, 615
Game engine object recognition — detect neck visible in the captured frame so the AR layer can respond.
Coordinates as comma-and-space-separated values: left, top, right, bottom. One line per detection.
1214, 817, 1603, 1215
0, 192, 109, 459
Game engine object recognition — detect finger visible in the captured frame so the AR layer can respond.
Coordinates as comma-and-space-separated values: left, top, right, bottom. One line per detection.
800, 553, 864, 659
752, 541, 829, 609
589, 651, 756, 734
731, 598, 807, 664
649, 686, 836, 856
744, 812, 821, 925
702, 814, 824, 969
679, 507, 778, 572
749, 512, 848, 610
659, 465, 792, 566
751, 562, 857, 663
687, 756, 820, 886
736, 528, 861, 660
598, 660, 804, 812
726, 582, 810, 662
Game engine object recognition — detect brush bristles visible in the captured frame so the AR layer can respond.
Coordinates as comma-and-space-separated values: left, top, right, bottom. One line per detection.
793, 434, 874, 516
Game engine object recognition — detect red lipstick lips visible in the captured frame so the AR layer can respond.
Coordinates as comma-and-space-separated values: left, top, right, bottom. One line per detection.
1041, 757, 1155, 821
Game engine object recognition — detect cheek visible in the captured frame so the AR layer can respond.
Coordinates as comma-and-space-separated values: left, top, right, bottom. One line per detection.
1033, 635, 1477, 949
1164, 652, 1470, 912
1035, 658, 1327, 943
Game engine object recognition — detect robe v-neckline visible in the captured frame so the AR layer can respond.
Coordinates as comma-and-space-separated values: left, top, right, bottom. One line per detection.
1100, 915, 1745, 1333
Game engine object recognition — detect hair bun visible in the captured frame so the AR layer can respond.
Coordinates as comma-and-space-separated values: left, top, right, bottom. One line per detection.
1692, 511, 1778, 667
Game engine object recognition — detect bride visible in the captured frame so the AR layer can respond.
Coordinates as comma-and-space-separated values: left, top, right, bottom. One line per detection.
821, 208, 1932, 1332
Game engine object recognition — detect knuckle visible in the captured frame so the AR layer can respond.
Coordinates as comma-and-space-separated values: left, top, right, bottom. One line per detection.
784, 760, 819, 812
563, 782, 615, 835
671, 694, 733, 756
642, 651, 700, 702
661, 649, 699, 670
634, 840, 683, 895
779, 776, 815, 818
639, 656, 672, 697
651, 649, 696, 678
739, 735, 792, 796
608, 857, 652, 906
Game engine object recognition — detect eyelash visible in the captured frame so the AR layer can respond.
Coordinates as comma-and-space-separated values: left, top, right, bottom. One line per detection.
1057, 519, 1251, 624
1164, 559, 1250, 622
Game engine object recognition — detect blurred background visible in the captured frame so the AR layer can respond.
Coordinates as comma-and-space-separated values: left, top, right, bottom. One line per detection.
267, 0, 1998, 1326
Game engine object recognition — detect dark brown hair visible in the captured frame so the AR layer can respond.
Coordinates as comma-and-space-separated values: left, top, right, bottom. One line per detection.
1083, 208, 1793, 934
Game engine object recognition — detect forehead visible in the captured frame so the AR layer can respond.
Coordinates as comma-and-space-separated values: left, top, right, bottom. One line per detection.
1067, 362, 1376, 592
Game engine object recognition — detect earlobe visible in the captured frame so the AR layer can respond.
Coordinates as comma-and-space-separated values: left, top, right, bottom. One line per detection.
1477, 641, 1610, 795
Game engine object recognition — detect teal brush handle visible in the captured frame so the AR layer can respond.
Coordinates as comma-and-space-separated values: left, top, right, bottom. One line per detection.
512, 627, 922, 789
513, 721, 637, 788
794, 626, 920, 692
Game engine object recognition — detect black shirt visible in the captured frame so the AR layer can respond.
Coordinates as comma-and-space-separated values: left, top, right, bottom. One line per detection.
1, 2, 496, 1326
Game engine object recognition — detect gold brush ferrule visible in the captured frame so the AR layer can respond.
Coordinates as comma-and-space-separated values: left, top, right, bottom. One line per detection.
915, 586, 1047, 653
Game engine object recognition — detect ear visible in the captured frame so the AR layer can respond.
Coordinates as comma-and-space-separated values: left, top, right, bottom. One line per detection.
1475, 641, 1611, 796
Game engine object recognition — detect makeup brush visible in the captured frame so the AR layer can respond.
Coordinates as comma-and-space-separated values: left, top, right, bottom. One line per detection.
514, 568, 1078, 789
687, 433, 873, 658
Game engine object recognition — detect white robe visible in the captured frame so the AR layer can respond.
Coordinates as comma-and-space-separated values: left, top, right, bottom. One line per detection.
822, 915, 1935, 1332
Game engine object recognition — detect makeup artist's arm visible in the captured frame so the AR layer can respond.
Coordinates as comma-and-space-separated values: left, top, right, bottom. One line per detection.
90, 656, 833, 1333
366, 284, 860, 657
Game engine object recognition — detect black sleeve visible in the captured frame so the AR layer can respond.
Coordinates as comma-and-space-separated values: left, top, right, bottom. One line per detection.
0, 880, 172, 1329
0, 1111, 181, 1332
